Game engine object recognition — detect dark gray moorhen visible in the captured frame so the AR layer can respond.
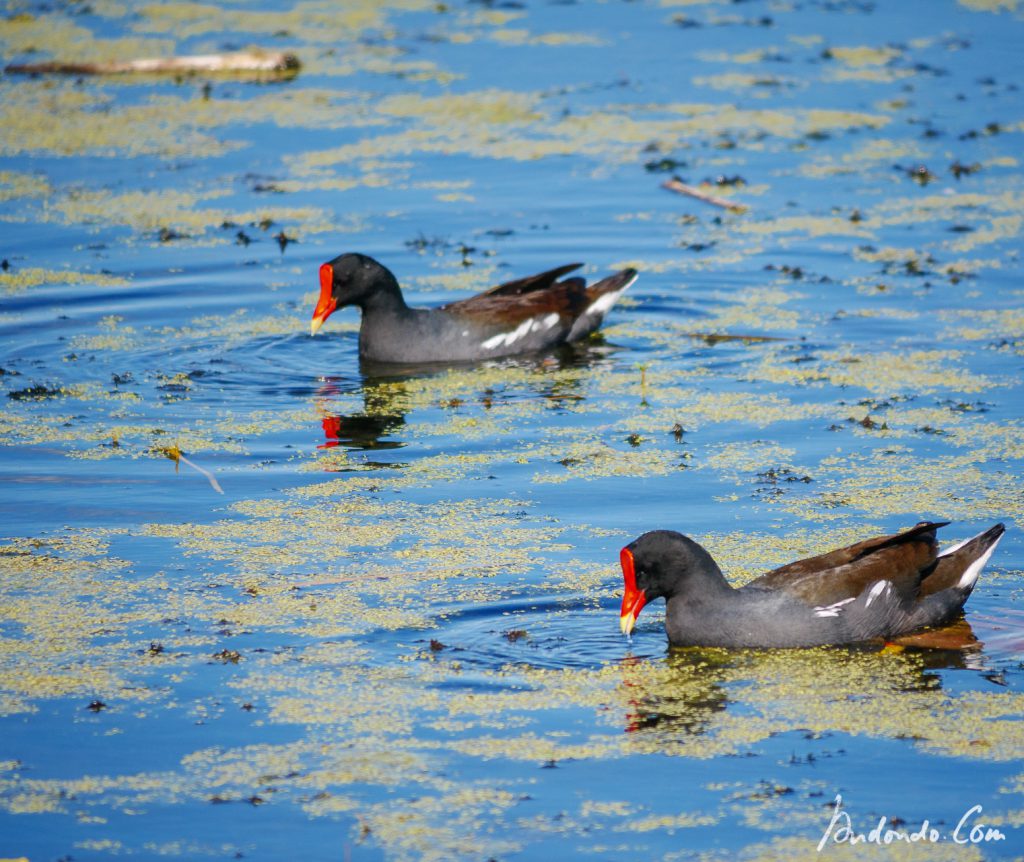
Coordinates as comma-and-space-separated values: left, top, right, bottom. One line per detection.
619, 522, 1005, 648
310, 253, 637, 363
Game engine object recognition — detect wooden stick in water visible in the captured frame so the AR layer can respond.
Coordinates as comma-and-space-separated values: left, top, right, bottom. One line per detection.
661, 176, 748, 213
4, 50, 300, 76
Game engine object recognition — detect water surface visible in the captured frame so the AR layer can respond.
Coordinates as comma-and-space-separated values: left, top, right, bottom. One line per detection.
2, 0, 1024, 859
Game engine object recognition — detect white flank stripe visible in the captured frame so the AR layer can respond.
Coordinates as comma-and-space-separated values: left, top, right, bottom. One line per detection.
863, 580, 889, 608
814, 597, 856, 618
481, 317, 539, 350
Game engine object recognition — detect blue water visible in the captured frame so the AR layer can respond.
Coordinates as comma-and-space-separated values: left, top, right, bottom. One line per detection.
2, 0, 1024, 859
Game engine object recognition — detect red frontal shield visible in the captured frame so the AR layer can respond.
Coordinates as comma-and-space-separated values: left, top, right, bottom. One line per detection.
619, 547, 647, 636
310, 263, 337, 335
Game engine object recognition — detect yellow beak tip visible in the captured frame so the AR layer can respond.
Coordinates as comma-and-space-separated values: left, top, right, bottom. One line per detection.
620, 614, 635, 637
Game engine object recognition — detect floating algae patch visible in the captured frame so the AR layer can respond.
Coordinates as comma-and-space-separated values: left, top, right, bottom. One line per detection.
68, 331, 139, 353
0, 82, 239, 160
50, 187, 231, 235
155, 307, 326, 345
691, 72, 799, 94
0, 267, 130, 296
620, 389, 836, 433
937, 303, 1024, 341
0, 77, 406, 159
378, 646, 1024, 769
140, 88, 384, 134
797, 137, 930, 178
943, 419, 1024, 462
412, 402, 547, 442
531, 437, 685, 484
0, 529, 191, 708
734, 214, 873, 242
1, 0, 1022, 857
145, 494, 562, 594
49, 185, 333, 241
746, 348, 998, 396
409, 262, 502, 296
0, 12, 173, 65
291, 88, 549, 169
697, 286, 807, 334
0, 397, 247, 460
958, 0, 1021, 12
731, 650, 1024, 761
0, 170, 51, 205
134, 0, 436, 42
868, 187, 1024, 224
780, 447, 1024, 525
359, 787, 523, 862
704, 440, 800, 479
293, 97, 892, 172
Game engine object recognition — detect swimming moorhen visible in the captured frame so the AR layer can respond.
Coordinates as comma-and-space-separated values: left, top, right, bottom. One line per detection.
619, 521, 1005, 648
310, 253, 637, 363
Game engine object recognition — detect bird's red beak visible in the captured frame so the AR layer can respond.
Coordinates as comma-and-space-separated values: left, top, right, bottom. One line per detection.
620, 547, 647, 636
310, 263, 337, 336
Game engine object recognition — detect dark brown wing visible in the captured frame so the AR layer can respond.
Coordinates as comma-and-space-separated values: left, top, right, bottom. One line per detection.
472, 263, 584, 299
747, 522, 945, 606
441, 277, 589, 328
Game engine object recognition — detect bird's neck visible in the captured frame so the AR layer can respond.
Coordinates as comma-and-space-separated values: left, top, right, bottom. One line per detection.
682, 572, 734, 602
360, 276, 411, 317
670, 550, 735, 603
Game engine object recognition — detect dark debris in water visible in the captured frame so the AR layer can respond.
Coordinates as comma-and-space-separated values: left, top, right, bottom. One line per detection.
212, 649, 242, 664
1, 1, 1024, 859
7, 384, 62, 400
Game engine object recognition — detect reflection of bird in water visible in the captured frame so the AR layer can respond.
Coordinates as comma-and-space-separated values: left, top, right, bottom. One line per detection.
619, 522, 1005, 648
614, 640, 996, 741
313, 377, 406, 451
617, 652, 731, 737
314, 330, 622, 450
318, 413, 405, 451
310, 253, 636, 364
887, 618, 988, 675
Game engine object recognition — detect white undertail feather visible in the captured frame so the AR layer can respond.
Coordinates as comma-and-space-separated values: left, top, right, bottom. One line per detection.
586, 287, 625, 317
956, 531, 1002, 589
586, 271, 639, 318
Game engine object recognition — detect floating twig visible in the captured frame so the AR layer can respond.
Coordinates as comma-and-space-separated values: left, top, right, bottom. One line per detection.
684, 331, 785, 345
157, 444, 224, 495
661, 176, 748, 213
4, 50, 300, 77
